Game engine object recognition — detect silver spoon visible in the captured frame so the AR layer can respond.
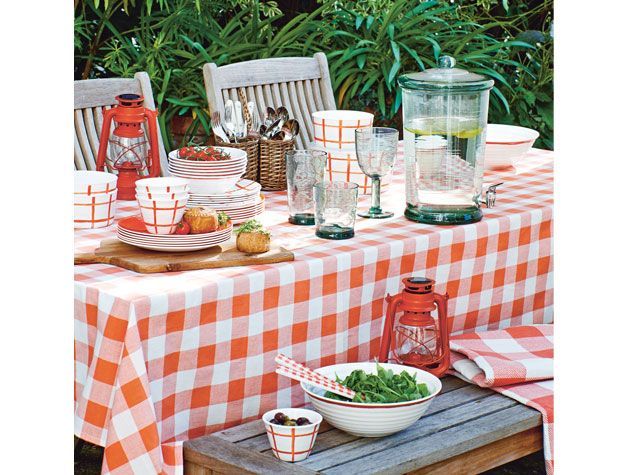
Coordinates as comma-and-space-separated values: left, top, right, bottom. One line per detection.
281, 119, 299, 141
265, 107, 276, 127
276, 106, 289, 123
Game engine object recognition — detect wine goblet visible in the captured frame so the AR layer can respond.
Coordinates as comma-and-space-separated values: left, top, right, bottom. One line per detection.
354, 127, 399, 218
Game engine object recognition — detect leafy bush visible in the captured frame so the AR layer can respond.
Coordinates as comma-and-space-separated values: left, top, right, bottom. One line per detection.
74, 0, 553, 149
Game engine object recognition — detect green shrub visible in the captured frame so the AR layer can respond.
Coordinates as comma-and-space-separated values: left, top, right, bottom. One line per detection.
75, 0, 553, 149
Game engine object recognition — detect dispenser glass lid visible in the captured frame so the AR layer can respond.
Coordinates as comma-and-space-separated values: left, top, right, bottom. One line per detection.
398, 55, 494, 92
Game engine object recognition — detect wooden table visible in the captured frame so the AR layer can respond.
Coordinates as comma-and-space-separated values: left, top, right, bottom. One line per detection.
183, 377, 543, 475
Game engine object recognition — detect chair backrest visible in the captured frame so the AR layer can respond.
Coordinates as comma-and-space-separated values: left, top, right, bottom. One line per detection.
203, 53, 336, 149
74, 72, 168, 175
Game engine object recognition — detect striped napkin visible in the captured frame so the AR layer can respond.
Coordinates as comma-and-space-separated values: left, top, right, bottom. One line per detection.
449, 325, 554, 475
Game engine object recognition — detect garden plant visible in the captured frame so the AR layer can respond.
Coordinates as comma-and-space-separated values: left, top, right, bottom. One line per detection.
74, 0, 553, 150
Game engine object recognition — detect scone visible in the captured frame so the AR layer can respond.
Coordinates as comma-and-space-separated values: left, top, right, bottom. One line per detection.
235, 220, 271, 253
183, 207, 218, 234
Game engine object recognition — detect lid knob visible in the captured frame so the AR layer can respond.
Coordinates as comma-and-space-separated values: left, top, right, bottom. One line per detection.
438, 55, 456, 69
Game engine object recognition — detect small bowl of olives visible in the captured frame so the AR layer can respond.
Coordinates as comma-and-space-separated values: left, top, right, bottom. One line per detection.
262, 408, 323, 462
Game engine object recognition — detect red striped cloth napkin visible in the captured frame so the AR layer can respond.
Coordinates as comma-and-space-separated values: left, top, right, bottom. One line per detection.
449, 325, 554, 475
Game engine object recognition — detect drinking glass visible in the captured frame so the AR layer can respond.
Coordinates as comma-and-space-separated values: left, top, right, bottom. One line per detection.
314, 182, 359, 240
354, 127, 399, 218
286, 150, 327, 225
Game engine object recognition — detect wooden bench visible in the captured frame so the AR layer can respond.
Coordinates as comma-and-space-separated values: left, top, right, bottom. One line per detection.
183, 377, 542, 475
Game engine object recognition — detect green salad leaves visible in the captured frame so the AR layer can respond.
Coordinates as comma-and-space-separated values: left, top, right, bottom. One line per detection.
324, 364, 431, 404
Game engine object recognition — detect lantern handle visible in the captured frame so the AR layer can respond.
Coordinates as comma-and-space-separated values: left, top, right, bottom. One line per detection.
144, 108, 161, 178
432, 291, 451, 377
379, 293, 403, 364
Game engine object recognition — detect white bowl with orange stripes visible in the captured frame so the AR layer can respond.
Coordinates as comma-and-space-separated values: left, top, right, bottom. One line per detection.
262, 408, 323, 462
308, 143, 390, 194
74, 171, 118, 229
135, 177, 189, 195
485, 124, 539, 170
312, 110, 373, 150
301, 362, 441, 437
74, 190, 117, 229
74, 170, 117, 196
137, 195, 189, 234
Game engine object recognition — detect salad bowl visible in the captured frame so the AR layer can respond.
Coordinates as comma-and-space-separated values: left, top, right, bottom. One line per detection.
301, 362, 441, 437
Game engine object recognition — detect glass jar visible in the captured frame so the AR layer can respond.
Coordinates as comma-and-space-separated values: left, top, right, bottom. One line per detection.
399, 56, 494, 224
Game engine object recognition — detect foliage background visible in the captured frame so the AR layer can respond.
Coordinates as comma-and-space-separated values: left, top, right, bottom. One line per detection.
74, 0, 553, 150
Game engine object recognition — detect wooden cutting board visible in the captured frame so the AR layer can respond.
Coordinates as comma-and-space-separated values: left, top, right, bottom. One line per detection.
74, 238, 294, 273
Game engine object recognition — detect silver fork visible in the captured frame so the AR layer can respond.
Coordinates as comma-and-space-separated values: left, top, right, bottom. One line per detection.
224, 102, 237, 143
211, 111, 229, 143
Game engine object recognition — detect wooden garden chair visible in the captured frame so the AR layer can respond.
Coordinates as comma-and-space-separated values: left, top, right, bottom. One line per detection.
74, 72, 168, 174
203, 53, 337, 149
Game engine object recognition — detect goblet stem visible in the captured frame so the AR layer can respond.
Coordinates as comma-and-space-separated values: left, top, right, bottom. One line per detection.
370, 177, 382, 214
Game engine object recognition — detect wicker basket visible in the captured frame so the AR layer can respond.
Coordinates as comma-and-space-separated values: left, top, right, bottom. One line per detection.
258, 138, 296, 191
215, 136, 260, 182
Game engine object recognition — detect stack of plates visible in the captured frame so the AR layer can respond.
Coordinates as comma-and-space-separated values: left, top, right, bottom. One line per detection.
117, 216, 232, 252
187, 178, 265, 224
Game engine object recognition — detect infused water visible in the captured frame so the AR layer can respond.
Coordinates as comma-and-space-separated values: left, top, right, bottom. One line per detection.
403, 116, 485, 209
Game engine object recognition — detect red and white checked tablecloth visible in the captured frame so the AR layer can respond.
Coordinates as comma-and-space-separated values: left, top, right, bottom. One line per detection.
450, 325, 554, 474
74, 145, 553, 474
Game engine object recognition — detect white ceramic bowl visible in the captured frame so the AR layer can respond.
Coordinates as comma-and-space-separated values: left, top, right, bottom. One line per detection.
312, 110, 373, 150
74, 189, 117, 229
136, 196, 188, 234
262, 408, 323, 462
135, 189, 189, 201
167, 165, 247, 178
74, 170, 117, 195
301, 362, 441, 437
135, 177, 189, 194
169, 146, 247, 165
485, 124, 539, 170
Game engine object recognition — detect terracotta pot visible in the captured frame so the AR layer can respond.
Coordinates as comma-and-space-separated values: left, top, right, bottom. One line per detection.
170, 115, 209, 148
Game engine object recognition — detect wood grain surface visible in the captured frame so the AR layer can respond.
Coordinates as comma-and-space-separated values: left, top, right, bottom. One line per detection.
183, 377, 543, 475
74, 238, 294, 273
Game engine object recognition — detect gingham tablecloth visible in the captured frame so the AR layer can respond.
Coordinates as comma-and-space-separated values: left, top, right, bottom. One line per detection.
74, 145, 553, 474
450, 325, 554, 474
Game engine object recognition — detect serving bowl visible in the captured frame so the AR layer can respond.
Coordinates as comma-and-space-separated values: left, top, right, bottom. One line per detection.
168, 146, 247, 167
74, 190, 117, 229
135, 177, 189, 194
74, 170, 117, 195
136, 195, 188, 235
485, 124, 539, 170
262, 408, 323, 462
312, 110, 373, 150
135, 189, 189, 201
301, 362, 441, 437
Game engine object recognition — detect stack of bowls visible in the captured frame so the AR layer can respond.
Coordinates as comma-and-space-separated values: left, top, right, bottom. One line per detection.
310, 110, 389, 194
74, 171, 118, 229
135, 177, 189, 234
167, 147, 247, 194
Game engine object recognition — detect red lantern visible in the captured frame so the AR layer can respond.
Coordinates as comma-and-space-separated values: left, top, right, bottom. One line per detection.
379, 277, 450, 377
96, 94, 161, 200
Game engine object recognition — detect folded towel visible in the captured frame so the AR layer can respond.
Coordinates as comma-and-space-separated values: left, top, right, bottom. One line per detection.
450, 325, 554, 475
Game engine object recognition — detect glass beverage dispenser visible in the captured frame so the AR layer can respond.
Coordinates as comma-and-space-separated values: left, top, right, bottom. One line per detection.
399, 56, 496, 224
